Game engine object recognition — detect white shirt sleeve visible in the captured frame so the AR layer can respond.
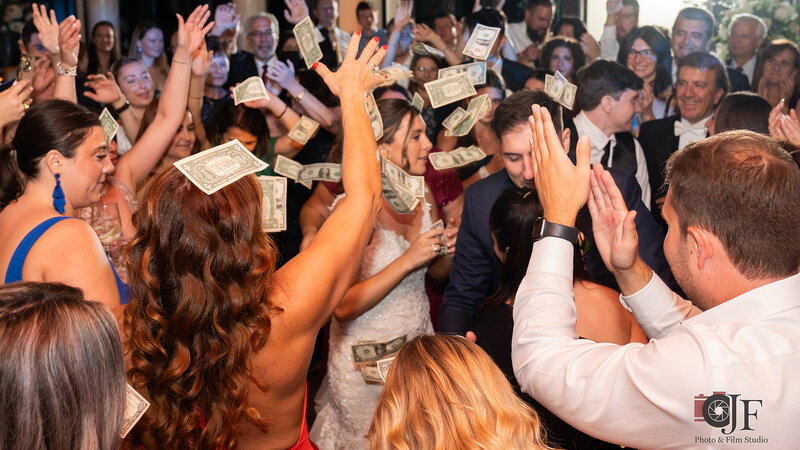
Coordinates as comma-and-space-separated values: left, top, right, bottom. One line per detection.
600, 25, 620, 61
633, 138, 651, 208
511, 237, 714, 448
620, 269, 702, 339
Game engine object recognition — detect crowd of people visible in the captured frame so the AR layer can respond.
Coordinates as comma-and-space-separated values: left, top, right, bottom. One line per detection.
0, 0, 799, 448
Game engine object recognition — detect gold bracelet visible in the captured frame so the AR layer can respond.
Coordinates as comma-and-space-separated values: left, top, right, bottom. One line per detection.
294, 89, 307, 102
173, 59, 192, 65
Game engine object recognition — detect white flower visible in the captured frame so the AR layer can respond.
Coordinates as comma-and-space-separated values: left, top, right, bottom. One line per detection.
774, 4, 795, 21
718, 23, 728, 40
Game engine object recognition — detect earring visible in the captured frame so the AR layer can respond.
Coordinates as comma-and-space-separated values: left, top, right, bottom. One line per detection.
137, 46, 141, 53
52, 173, 65, 214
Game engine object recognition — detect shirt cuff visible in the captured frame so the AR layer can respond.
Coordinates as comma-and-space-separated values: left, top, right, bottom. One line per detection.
619, 270, 676, 323
529, 237, 574, 277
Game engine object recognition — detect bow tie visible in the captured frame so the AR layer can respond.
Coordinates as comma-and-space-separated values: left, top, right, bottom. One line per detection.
674, 120, 707, 137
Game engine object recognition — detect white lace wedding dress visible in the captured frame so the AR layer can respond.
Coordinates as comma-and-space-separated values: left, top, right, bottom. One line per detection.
310, 198, 434, 450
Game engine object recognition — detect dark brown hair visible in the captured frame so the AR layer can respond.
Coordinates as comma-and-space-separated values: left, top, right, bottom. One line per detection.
491, 89, 563, 139
751, 39, 800, 101
206, 100, 271, 160
0, 100, 100, 210
665, 130, 800, 278
0, 281, 125, 450
86, 21, 120, 76
539, 37, 586, 81
714, 92, 771, 134
124, 167, 281, 448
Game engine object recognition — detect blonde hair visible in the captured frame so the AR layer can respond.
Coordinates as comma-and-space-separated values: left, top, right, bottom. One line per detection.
368, 335, 552, 450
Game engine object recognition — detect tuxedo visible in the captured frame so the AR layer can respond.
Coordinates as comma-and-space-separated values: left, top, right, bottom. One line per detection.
227, 51, 262, 87
500, 58, 534, 92
439, 169, 678, 335
726, 66, 751, 92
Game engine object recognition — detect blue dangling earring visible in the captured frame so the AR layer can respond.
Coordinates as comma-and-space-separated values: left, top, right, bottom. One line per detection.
52, 173, 65, 214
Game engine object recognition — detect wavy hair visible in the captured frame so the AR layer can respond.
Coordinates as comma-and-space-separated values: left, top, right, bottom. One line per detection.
368, 335, 552, 450
540, 37, 586, 81
0, 281, 125, 450
123, 167, 281, 448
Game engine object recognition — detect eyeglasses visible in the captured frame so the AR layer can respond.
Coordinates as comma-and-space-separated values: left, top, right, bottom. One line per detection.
248, 30, 274, 40
415, 66, 438, 72
628, 48, 656, 60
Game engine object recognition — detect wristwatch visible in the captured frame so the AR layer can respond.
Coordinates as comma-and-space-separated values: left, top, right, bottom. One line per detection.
532, 218, 579, 244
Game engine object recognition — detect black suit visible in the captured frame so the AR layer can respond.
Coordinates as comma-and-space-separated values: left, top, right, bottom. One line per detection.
500, 58, 534, 92
227, 51, 261, 87
726, 66, 751, 92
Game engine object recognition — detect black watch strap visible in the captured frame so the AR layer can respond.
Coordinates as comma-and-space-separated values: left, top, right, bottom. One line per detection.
533, 218, 579, 244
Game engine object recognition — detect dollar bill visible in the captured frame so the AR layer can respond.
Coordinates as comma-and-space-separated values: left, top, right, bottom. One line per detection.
442, 107, 469, 131
377, 355, 396, 382
293, 16, 323, 69
360, 362, 384, 384
273, 154, 303, 180
173, 139, 268, 195
462, 24, 500, 61
438, 61, 487, 86
544, 71, 577, 111
444, 94, 490, 137
99, 107, 119, 145
411, 92, 424, 111
120, 384, 149, 438
258, 176, 287, 232
424, 73, 477, 109
233, 76, 270, 105
381, 173, 416, 214
297, 163, 342, 183
365, 92, 384, 140
429, 219, 448, 256
428, 145, 487, 170
381, 157, 425, 198
376, 65, 414, 87
352, 335, 407, 364
288, 116, 320, 145
410, 42, 445, 58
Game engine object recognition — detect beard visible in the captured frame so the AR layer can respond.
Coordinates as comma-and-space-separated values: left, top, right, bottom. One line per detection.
527, 27, 547, 44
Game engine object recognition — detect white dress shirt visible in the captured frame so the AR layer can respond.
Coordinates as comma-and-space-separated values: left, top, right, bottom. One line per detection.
600, 25, 620, 61
573, 111, 651, 207
727, 54, 757, 85
677, 115, 711, 151
506, 21, 534, 56
512, 237, 800, 449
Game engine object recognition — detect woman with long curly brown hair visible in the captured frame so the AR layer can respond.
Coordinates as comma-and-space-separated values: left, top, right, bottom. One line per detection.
368, 335, 552, 450
116, 32, 388, 449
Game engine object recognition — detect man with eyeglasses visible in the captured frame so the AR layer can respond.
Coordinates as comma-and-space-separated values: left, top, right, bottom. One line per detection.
568, 60, 650, 206
226, 12, 280, 87
600, 0, 639, 61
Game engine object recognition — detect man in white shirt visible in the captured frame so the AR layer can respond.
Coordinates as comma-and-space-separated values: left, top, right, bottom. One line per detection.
599, 0, 639, 61
512, 104, 800, 449
726, 13, 766, 85
638, 52, 727, 221
506, 0, 553, 67
571, 60, 650, 206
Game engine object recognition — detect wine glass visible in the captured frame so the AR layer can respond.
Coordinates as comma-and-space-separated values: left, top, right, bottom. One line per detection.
91, 202, 122, 254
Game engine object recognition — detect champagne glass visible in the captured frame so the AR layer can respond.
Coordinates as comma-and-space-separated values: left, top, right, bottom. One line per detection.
91, 202, 122, 254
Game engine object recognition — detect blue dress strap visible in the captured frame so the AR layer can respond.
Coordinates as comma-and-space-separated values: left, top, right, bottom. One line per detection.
4, 216, 130, 305
5, 216, 70, 283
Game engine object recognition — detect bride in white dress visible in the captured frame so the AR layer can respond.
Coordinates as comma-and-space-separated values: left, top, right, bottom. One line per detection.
310, 99, 457, 449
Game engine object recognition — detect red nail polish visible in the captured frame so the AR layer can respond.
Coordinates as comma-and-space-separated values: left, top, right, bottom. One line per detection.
313, 62, 319, 69
384, 75, 389, 79
382, 45, 388, 50
372, 36, 380, 42
355, 30, 361, 36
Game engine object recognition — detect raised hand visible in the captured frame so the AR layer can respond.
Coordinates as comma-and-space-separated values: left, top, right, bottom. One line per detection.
529, 104, 591, 226
175, 5, 214, 61
191, 39, 213, 77
412, 23, 445, 50
768, 99, 786, 140
283, 0, 309, 24
607, 0, 623, 16
31, 3, 60, 56
58, 16, 81, 69
580, 33, 600, 62
213, 2, 240, 33
780, 109, 800, 146
267, 59, 296, 90
587, 163, 639, 273
0, 80, 33, 128
83, 72, 124, 104
444, 217, 458, 255
393, 1, 412, 30
314, 31, 388, 97
403, 229, 447, 270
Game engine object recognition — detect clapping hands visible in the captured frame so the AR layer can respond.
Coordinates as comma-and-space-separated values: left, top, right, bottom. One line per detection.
769, 99, 800, 146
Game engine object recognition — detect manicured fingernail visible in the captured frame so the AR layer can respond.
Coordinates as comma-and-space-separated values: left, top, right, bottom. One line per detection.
381, 45, 388, 50
313, 62, 318, 69
384, 75, 389, 79
372, 36, 380, 42
355, 30, 361, 36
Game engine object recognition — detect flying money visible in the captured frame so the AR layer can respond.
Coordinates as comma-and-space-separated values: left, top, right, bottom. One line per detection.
233, 76, 270, 105
173, 139, 268, 195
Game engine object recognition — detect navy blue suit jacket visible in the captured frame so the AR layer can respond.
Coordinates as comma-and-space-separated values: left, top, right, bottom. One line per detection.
227, 51, 260, 88
439, 169, 678, 335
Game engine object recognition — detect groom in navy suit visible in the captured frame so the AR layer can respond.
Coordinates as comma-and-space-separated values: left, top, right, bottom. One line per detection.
439, 90, 677, 335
